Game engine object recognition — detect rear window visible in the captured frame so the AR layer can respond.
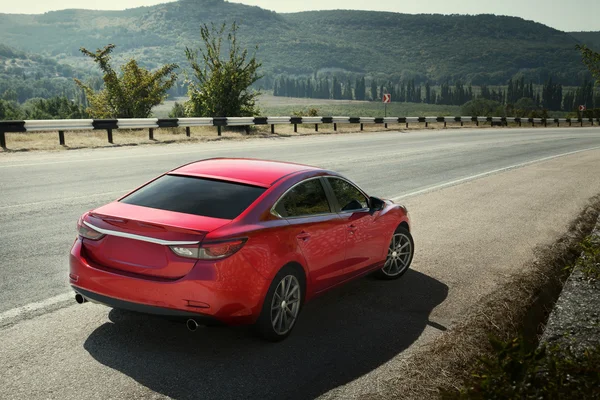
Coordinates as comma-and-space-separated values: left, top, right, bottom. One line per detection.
120, 174, 266, 220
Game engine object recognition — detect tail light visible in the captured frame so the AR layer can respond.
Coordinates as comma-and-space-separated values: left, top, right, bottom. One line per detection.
77, 215, 105, 241
170, 238, 247, 260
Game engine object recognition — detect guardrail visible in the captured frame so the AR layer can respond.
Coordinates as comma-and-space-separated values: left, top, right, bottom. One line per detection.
0, 116, 598, 148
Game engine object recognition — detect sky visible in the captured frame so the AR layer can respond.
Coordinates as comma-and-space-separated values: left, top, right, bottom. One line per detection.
0, 0, 598, 32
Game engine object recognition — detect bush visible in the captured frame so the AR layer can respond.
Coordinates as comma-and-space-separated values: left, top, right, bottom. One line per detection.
461, 98, 502, 116
168, 102, 186, 118
0, 99, 24, 120
292, 107, 320, 117
444, 337, 600, 399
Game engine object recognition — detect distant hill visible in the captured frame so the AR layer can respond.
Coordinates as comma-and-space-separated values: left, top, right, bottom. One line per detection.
570, 31, 600, 51
0, 44, 96, 102
0, 0, 594, 85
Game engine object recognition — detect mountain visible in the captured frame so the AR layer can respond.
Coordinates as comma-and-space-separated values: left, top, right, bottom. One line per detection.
570, 31, 600, 51
0, 0, 593, 85
0, 44, 96, 102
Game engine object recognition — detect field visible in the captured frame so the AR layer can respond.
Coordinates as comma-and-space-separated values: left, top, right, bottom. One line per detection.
153, 95, 463, 118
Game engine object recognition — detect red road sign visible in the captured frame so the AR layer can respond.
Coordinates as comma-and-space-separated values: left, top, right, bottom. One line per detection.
579, 105, 587, 112
383, 94, 391, 103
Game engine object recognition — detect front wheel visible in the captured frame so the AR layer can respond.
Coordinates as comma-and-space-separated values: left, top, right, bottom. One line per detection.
374, 227, 414, 280
254, 265, 304, 342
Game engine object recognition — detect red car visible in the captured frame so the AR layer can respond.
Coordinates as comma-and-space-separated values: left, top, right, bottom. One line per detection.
70, 158, 413, 341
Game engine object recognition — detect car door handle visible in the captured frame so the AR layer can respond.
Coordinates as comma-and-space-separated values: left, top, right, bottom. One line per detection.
296, 232, 311, 241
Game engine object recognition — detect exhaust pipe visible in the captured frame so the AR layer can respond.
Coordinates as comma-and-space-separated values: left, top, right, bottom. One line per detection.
186, 319, 199, 332
75, 293, 87, 304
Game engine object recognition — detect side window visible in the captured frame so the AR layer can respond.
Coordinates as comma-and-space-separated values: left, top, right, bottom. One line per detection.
327, 178, 368, 212
274, 179, 331, 218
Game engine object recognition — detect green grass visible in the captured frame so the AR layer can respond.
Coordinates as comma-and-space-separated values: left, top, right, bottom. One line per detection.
444, 337, 600, 400
153, 95, 462, 118
259, 102, 462, 117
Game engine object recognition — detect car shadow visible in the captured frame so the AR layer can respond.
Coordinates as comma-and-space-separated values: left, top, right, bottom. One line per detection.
84, 269, 448, 399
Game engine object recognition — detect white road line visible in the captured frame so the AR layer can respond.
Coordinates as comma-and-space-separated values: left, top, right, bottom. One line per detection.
1, 143, 600, 326
391, 145, 600, 201
0, 292, 73, 326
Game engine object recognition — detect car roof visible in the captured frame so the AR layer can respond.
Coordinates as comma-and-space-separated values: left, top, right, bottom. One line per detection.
171, 158, 322, 187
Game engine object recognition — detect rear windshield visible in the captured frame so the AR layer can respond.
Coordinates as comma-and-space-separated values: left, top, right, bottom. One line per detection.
120, 174, 266, 220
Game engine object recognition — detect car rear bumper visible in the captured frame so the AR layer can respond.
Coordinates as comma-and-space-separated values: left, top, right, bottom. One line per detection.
69, 238, 269, 325
73, 287, 220, 323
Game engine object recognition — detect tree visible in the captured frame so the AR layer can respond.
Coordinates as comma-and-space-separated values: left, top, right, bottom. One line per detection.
22, 97, 88, 119
576, 45, 600, 86
75, 44, 178, 118
370, 80, 378, 101
0, 99, 24, 120
185, 22, 262, 117
2, 89, 18, 102
169, 102, 186, 118
461, 98, 502, 116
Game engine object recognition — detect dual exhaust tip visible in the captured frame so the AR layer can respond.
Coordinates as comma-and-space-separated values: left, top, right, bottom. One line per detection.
75, 293, 201, 332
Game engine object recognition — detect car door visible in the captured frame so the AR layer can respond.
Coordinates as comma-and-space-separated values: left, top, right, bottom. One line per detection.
325, 177, 384, 277
273, 178, 348, 293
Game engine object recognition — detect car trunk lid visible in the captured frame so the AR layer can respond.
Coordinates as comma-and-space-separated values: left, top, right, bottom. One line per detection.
81, 202, 231, 279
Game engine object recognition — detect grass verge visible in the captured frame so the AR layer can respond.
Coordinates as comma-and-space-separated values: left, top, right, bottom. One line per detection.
372, 194, 600, 399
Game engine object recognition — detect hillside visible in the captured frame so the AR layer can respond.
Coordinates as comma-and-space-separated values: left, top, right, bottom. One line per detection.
0, 0, 593, 85
570, 31, 600, 51
0, 44, 95, 102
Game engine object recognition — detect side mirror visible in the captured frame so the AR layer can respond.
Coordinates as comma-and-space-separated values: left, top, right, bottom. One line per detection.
369, 196, 384, 213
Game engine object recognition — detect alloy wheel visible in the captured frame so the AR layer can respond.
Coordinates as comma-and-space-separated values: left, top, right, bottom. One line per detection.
270, 275, 301, 335
382, 233, 413, 277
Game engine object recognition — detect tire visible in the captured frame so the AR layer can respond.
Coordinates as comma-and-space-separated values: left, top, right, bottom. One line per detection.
254, 265, 305, 342
374, 226, 414, 280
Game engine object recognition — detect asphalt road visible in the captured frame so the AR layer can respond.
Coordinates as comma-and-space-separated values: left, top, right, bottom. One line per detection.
1, 127, 600, 399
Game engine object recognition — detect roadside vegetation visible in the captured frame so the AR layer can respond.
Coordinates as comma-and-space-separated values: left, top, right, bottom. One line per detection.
444, 228, 600, 399
445, 339, 600, 399
374, 196, 600, 399
1, 2, 600, 122
184, 22, 262, 118
74, 45, 178, 118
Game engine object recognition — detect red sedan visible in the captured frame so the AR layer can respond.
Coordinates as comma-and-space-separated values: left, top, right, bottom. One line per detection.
70, 158, 413, 341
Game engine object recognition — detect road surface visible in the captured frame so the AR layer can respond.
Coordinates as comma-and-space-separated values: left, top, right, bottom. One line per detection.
1, 127, 600, 399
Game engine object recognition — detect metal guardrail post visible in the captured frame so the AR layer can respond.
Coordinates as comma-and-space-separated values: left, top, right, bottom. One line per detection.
294, 124, 297, 133
149, 128, 154, 140
315, 124, 318, 132
360, 123, 364, 131
186, 127, 191, 137
107, 129, 113, 144
271, 124, 275, 134
59, 131, 65, 146
217, 126, 222, 136
334, 123, 337, 131
0, 131, 5, 148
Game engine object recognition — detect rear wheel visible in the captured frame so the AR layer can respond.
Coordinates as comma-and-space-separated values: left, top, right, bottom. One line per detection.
254, 265, 304, 342
375, 227, 414, 280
